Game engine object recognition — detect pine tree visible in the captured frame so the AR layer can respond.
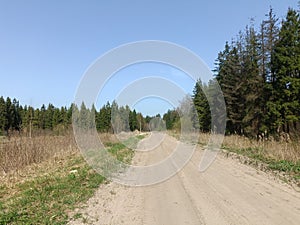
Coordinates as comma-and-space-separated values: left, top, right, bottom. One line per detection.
52, 108, 61, 128
96, 102, 112, 132
271, 8, 300, 134
39, 104, 46, 129
97, 105, 105, 132
90, 104, 97, 129
215, 43, 244, 134
259, 7, 279, 83
10, 98, 21, 131
0, 97, 6, 135
241, 25, 264, 136
192, 80, 210, 132
79, 102, 89, 129
67, 104, 74, 124
259, 8, 280, 135
105, 101, 112, 132
21, 105, 28, 131
129, 109, 138, 131
4, 97, 12, 134
60, 106, 69, 128
206, 78, 227, 134
163, 109, 179, 130
33, 108, 40, 129
45, 104, 55, 129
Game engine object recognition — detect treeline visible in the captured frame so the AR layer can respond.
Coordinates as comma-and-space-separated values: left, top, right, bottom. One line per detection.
0, 96, 159, 136
165, 7, 300, 139
0, 96, 72, 136
76, 101, 152, 133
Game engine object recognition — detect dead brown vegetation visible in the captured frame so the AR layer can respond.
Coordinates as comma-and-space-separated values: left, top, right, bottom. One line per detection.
0, 131, 119, 177
171, 131, 300, 163
222, 135, 300, 163
0, 134, 76, 175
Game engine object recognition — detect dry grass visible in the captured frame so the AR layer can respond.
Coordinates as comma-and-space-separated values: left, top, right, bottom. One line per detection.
185, 132, 300, 163
169, 131, 299, 182
98, 132, 119, 144
0, 134, 76, 176
0, 131, 141, 224
221, 135, 300, 163
0, 131, 120, 178
169, 130, 300, 163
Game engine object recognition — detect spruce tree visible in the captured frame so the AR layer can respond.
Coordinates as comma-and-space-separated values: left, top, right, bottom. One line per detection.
241, 25, 263, 136
192, 80, 210, 132
4, 97, 12, 134
0, 97, 6, 135
271, 8, 300, 134
129, 109, 138, 131
215, 43, 244, 134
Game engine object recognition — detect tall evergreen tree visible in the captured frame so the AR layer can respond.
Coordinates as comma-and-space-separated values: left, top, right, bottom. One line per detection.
11, 98, 21, 131
259, 7, 279, 83
45, 104, 55, 129
241, 25, 264, 136
163, 109, 180, 130
79, 102, 89, 129
0, 97, 6, 135
4, 97, 12, 134
215, 43, 244, 134
129, 109, 138, 131
259, 8, 280, 134
271, 8, 300, 134
52, 108, 62, 128
192, 80, 210, 132
39, 104, 46, 129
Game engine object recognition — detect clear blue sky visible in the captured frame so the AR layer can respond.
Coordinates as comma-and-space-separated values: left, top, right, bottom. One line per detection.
0, 0, 298, 116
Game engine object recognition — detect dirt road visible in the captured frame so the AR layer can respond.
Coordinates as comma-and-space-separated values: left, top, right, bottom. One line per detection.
69, 133, 300, 225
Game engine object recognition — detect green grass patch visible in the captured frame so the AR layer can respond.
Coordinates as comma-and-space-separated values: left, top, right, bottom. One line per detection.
0, 134, 145, 224
268, 160, 300, 173
107, 134, 146, 163
222, 145, 300, 181
0, 156, 105, 225
222, 146, 267, 161
106, 142, 134, 163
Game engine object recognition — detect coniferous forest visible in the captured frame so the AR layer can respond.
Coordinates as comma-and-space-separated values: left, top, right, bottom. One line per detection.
167, 7, 300, 139
0, 98, 153, 136
216, 7, 300, 139
1, 7, 300, 140
214, 7, 300, 139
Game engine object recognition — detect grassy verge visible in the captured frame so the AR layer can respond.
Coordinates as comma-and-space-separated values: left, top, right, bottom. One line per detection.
222, 145, 300, 184
0, 134, 144, 225
0, 156, 104, 225
106, 134, 146, 163
170, 130, 300, 185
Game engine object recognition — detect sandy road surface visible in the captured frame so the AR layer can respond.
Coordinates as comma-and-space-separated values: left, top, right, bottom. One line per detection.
69, 132, 300, 225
